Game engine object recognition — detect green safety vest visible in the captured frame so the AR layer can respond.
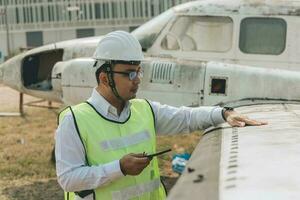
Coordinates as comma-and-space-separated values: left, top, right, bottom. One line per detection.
59, 99, 166, 200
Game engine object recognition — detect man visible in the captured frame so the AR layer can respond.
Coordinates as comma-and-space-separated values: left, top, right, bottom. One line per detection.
55, 31, 266, 200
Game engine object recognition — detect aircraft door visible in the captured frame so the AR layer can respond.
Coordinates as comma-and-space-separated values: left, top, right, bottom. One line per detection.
22, 49, 63, 91
138, 59, 205, 107
51, 61, 65, 94
59, 59, 96, 105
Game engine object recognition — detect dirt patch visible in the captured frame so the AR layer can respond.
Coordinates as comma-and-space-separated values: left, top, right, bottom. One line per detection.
0, 84, 40, 112
0, 85, 63, 199
0, 179, 63, 200
0, 85, 201, 199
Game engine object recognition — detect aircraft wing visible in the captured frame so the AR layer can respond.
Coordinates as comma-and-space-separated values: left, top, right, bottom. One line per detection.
168, 103, 300, 200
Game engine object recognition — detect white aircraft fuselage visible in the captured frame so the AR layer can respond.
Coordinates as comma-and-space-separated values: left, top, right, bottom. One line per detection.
1, 0, 300, 106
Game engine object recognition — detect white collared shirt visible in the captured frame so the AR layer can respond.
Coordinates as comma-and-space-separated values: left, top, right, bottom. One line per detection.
55, 88, 225, 192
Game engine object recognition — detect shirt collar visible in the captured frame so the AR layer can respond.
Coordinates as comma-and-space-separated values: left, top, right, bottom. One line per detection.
87, 88, 131, 119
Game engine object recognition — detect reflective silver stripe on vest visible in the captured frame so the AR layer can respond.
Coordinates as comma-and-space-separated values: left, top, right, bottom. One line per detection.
100, 130, 151, 151
111, 179, 160, 200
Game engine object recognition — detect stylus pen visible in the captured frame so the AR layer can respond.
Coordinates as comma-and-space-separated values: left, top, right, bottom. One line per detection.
145, 148, 172, 159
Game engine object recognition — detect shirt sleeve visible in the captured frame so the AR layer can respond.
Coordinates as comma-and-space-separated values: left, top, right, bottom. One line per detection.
55, 112, 124, 192
148, 101, 225, 135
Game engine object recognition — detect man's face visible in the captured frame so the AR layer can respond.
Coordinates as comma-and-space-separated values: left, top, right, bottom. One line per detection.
112, 63, 141, 101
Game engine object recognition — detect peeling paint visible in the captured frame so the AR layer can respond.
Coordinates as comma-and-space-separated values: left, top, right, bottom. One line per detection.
175, 0, 300, 16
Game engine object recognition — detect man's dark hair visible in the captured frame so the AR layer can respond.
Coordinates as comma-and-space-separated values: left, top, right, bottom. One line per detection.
95, 66, 103, 85
95, 62, 112, 84
95, 60, 140, 84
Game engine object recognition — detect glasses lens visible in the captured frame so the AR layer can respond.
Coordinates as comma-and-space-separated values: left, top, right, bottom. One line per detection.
129, 72, 137, 80
128, 69, 143, 80
138, 70, 143, 78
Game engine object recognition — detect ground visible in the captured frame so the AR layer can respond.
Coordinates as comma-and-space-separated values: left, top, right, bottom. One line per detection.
0, 84, 201, 199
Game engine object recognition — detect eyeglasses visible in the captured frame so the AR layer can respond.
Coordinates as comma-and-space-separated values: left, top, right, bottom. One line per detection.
111, 69, 144, 80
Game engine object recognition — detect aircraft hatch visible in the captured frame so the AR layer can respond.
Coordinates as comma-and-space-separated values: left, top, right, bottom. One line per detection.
21, 49, 63, 91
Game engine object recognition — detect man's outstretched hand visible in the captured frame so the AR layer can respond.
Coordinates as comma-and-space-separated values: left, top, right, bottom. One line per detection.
224, 110, 268, 127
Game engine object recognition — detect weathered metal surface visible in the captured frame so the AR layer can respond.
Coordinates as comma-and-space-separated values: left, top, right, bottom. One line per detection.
1, 0, 300, 105
4, 50, 300, 107
167, 131, 221, 200
203, 62, 300, 106
175, 0, 300, 16
45, 56, 300, 106
168, 103, 300, 200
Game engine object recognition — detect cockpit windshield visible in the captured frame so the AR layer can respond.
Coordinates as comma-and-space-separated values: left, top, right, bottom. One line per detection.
132, 9, 174, 51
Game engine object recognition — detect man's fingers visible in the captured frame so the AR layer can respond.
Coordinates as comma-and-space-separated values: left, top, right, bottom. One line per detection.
132, 153, 145, 158
233, 115, 268, 126
241, 118, 267, 126
229, 119, 245, 127
246, 120, 268, 126
240, 117, 261, 125
134, 158, 150, 172
133, 156, 150, 165
120, 153, 151, 175
132, 153, 151, 163
260, 121, 268, 125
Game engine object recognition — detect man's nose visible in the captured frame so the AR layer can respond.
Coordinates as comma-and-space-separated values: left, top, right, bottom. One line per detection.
132, 75, 141, 84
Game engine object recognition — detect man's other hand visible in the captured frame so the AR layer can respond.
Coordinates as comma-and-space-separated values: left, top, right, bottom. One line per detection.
224, 110, 268, 127
120, 153, 150, 176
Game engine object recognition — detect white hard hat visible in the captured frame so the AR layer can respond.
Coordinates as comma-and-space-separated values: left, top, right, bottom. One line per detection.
93, 31, 144, 63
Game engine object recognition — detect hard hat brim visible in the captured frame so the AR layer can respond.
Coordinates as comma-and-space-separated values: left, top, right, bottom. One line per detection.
93, 60, 105, 69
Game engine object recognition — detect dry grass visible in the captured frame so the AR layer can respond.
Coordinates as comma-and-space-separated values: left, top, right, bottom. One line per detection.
0, 107, 58, 180
0, 85, 201, 199
0, 86, 63, 200
156, 133, 201, 177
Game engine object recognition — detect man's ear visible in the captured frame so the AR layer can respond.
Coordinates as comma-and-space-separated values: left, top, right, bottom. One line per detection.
99, 72, 109, 86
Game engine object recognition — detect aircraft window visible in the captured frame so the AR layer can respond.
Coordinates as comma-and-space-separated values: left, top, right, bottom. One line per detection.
210, 77, 227, 95
239, 18, 286, 55
161, 16, 233, 52
132, 9, 174, 51
161, 32, 180, 50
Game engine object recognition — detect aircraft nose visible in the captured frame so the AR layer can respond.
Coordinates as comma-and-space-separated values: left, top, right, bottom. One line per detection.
0, 54, 24, 90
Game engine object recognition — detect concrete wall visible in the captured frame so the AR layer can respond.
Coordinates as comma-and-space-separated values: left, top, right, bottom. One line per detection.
95, 26, 129, 36
0, 31, 26, 61
0, 25, 131, 63
43, 29, 76, 45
